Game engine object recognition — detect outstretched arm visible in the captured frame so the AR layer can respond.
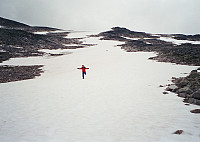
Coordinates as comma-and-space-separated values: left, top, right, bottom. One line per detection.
86, 68, 89, 69
77, 68, 81, 69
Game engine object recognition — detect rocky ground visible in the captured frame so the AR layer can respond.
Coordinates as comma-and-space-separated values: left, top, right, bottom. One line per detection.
0, 17, 83, 63
98, 27, 200, 66
166, 68, 200, 106
97, 27, 200, 107
0, 28, 83, 63
0, 65, 43, 83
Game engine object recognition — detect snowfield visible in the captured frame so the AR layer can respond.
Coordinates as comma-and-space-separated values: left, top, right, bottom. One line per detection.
34, 30, 71, 35
0, 32, 200, 142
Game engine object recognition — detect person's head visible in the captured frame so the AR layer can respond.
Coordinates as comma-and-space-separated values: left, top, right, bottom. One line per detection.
82, 65, 84, 67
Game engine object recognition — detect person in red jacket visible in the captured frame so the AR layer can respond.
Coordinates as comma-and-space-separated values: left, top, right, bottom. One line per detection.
77, 65, 89, 79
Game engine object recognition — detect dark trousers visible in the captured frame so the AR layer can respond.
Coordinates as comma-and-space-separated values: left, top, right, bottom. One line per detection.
82, 72, 86, 79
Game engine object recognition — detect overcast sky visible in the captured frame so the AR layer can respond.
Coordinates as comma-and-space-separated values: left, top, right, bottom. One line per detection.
0, 0, 200, 34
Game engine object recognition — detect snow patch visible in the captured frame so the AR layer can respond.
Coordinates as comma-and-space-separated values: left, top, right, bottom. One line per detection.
0, 49, 6, 52
39, 49, 72, 55
14, 46, 23, 49
143, 37, 156, 39
66, 31, 93, 38
146, 42, 152, 44
160, 37, 200, 45
34, 30, 71, 35
49, 30, 69, 33
34, 31, 49, 35
152, 34, 160, 37
63, 44, 82, 47
122, 36, 140, 40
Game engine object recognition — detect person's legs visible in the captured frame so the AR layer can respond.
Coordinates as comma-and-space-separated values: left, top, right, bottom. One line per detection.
82, 72, 86, 79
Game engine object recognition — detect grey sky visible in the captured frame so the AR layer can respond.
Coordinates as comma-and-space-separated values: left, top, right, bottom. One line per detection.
0, 0, 200, 34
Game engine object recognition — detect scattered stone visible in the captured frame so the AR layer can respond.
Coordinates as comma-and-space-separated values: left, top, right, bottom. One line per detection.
172, 77, 177, 80
173, 130, 184, 135
163, 91, 169, 94
188, 98, 200, 105
185, 104, 190, 106
191, 91, 200, 100
162, 68, 200, 106
191, 70, 198, 73
175, 78, 188, 88
190, 109, 200, 113
178, 93, 188, 98
183, 98, 189, 103
177, 86, 193, 94
181, 73, 188, 75
166, 84, 178, 92
159, 85, 164, 87
148, 57, 154, 60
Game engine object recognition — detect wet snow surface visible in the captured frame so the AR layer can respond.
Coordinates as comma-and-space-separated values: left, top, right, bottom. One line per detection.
0, 32, 200, 142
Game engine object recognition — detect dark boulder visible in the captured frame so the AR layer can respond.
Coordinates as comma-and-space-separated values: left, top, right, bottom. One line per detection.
166, 84, 178, 92
190, 109, 200, 113
177, 86, 193, 94
178, 93, 188, 98
188, 98, 200, 105
173, 130, 184, 135
163, 91, 169, 94
191, 91, 200, 100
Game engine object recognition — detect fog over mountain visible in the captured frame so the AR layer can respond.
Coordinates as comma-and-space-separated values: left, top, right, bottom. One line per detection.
0, 0, 200, 34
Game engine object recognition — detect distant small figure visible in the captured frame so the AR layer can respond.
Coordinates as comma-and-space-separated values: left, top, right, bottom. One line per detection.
77, 65, 89, 79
